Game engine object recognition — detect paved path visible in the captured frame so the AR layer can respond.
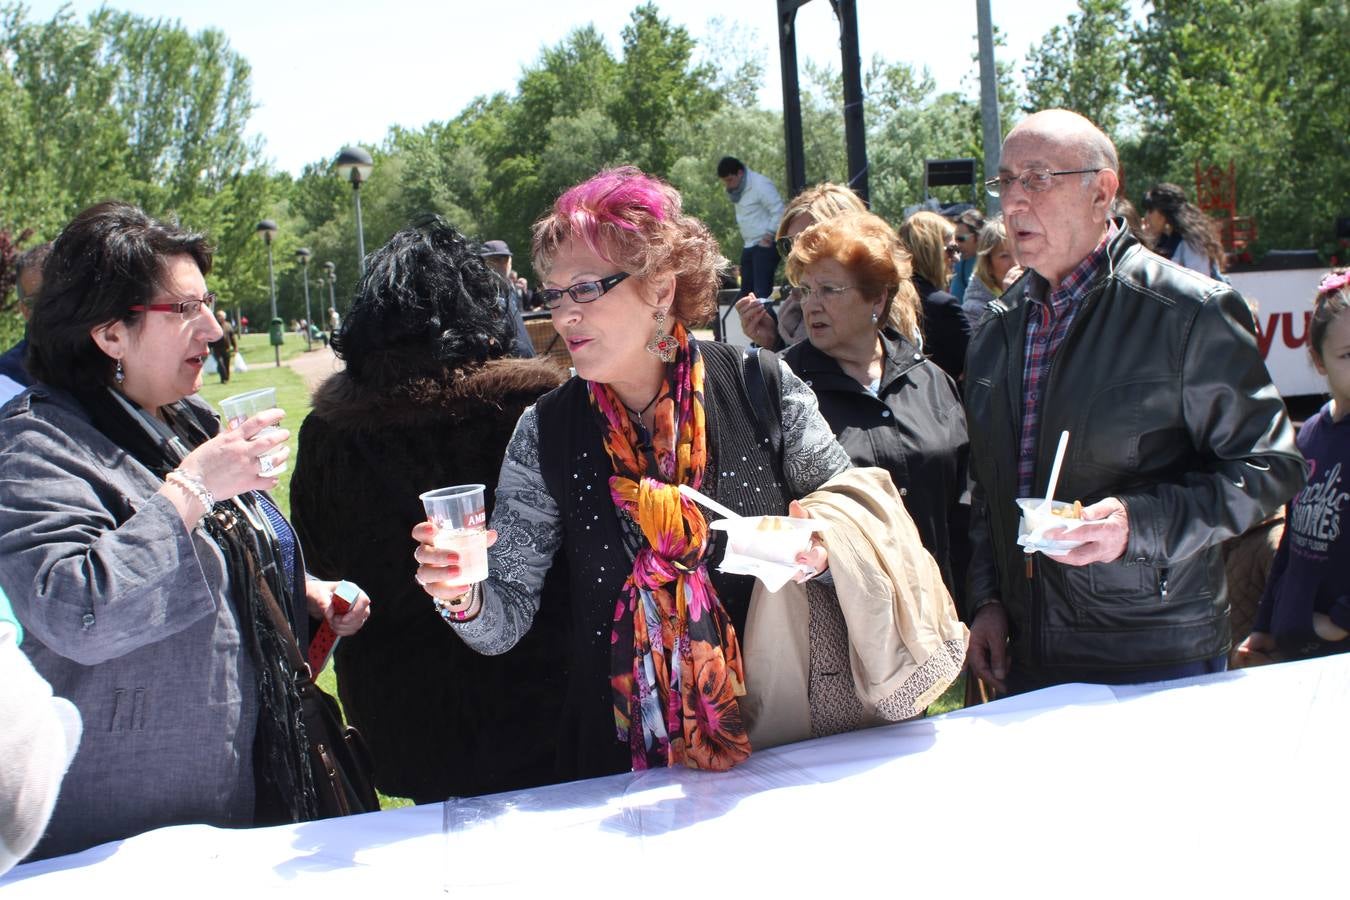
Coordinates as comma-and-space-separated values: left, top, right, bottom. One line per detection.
286, 345, 343, 393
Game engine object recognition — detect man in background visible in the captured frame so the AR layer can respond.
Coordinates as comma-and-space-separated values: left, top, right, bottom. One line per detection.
208, 309, 237, 384
0, 244, 49, 406
479, 240, 536, 358
718, 156, 784, 300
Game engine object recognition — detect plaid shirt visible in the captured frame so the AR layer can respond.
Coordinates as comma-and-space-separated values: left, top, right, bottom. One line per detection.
1017, 223, 1117, 497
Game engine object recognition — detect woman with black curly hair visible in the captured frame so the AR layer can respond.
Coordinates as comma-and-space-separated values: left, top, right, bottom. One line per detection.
289, 215, 572, 802
1141, 182, 1226, 278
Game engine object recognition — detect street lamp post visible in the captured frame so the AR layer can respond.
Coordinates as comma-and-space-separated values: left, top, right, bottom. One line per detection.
334, 146, 373, 276
323, 261, 337, 326
255, 219, 280, 367
296, 247, 313, 351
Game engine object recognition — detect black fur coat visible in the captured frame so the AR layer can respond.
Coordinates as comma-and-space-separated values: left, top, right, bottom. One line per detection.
290, 357, 572, 802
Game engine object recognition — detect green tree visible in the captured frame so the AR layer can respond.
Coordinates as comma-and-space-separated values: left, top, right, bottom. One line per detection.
0, 4, 272, 319
1125, 0, 1345, 255
1022, 0, 1132, 135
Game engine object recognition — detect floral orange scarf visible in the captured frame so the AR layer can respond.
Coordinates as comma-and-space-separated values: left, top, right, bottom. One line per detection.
589, 323, 751, 771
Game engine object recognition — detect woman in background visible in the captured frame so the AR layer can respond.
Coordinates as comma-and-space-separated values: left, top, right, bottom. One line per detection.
734, 183, 867, 350
960, 217, 1018, 330
949, 208, 985, 301
898, 210, 971, 381
782, 211, 969, 602
290, 216, 572, 802
1140, 182, 1225, 278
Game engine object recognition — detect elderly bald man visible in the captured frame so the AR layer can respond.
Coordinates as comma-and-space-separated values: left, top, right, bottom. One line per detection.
962, 109, 1304, 695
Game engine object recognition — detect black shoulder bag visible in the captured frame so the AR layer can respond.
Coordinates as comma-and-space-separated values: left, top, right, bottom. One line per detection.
251, 565, 380, 818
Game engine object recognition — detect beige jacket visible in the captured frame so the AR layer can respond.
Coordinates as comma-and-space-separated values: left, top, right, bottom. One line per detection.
741, 467, 968, 749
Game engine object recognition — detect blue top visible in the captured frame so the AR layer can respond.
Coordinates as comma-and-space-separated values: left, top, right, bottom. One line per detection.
1255, 402, 1350, 657
0, 337, 32, 386
950, 256, 975, 301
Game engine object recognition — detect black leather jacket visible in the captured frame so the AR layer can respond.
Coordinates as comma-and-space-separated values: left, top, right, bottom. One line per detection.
963, 223, 1305, 681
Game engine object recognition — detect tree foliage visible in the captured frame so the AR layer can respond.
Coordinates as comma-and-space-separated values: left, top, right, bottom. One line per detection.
2, 0, 1346, 332
1022, 0, 1132, 135
0, 3, 272, 314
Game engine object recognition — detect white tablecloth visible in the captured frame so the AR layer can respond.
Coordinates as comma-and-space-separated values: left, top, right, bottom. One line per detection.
5, 654, 1346, 897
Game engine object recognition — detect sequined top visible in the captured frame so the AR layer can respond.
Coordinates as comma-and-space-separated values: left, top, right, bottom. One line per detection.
453, 358, 851, 655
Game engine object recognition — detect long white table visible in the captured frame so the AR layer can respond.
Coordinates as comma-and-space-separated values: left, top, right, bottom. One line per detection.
5, 654, 1346, 897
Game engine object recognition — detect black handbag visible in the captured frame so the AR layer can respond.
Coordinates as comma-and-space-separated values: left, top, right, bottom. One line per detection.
294, 669, 380, 817
256, 579, 380, 818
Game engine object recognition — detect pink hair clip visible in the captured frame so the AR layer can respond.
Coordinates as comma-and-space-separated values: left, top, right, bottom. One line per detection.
1318, 270, 1350, 295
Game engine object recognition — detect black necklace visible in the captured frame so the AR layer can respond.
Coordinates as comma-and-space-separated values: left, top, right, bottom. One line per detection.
624, 387, 661, 418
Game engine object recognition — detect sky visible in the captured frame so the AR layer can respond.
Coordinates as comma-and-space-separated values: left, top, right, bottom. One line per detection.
24, 0, 1110, 176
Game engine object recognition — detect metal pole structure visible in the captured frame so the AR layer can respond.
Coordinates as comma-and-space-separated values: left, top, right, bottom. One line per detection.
296, 248, 313, 351
266, 241, 279, 367
975, 0, 1002, 215
777, 0, 809, 197
351, 182, 366, 276
256, 220, 280, 366
832, 0, 869, 205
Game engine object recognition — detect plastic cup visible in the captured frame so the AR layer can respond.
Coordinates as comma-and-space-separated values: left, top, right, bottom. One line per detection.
219, 387, 278, 429
420, 484, 489, 584
219, 387, 285, 475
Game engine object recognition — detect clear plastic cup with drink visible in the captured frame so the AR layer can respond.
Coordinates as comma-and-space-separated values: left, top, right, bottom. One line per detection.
420, 484, 490, 584
219, 387, 285, 475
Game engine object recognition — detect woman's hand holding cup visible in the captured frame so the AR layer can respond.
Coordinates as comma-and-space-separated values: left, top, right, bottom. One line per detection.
181, 407, 290, 501
411, 520, 498, 605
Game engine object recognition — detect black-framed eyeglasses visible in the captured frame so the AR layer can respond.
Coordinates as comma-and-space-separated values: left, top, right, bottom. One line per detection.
129, 291, 217, 321
538, 272, 630, 310
984, 168, 1104, 198
776, 235, 795, 257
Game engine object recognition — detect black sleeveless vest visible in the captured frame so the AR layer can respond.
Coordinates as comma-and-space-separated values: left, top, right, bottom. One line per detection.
536, 340, 791, 778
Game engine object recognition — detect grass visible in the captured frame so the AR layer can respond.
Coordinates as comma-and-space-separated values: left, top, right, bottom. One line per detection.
930, 674, 967, 716
234, 330, 326, 366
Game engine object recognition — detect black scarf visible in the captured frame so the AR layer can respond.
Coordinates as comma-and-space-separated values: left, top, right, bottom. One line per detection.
70, 385, 321, 823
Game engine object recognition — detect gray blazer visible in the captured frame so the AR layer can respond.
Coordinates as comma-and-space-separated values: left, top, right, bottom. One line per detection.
0, 386, 285, 859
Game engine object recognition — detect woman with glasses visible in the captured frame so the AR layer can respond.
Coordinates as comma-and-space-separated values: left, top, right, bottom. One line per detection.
782, 211, 970, 604
289, 216, 573, 802
733, 183, 868, 351
897, 210, 972, 381
0, 201, 370, 860
949, 208, 986, 301
413, 167, 855, 779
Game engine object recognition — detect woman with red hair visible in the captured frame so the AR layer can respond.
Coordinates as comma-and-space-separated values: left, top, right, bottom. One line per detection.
413, 167, 852, 779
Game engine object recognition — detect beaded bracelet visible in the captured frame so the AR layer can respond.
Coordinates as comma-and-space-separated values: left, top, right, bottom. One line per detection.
167, 469, 215, 514
433, 583, 482, 624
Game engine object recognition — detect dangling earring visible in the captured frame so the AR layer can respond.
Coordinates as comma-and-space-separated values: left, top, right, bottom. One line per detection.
114, 359, 126, 385
646, 309, 678, 362
871, 311, 879, 324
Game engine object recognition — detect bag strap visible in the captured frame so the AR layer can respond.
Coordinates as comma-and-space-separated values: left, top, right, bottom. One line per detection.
742, 347, 783, 458
244, 536, 312, 680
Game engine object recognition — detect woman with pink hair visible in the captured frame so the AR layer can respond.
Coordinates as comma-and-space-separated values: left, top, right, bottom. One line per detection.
412, 167, 853, 779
